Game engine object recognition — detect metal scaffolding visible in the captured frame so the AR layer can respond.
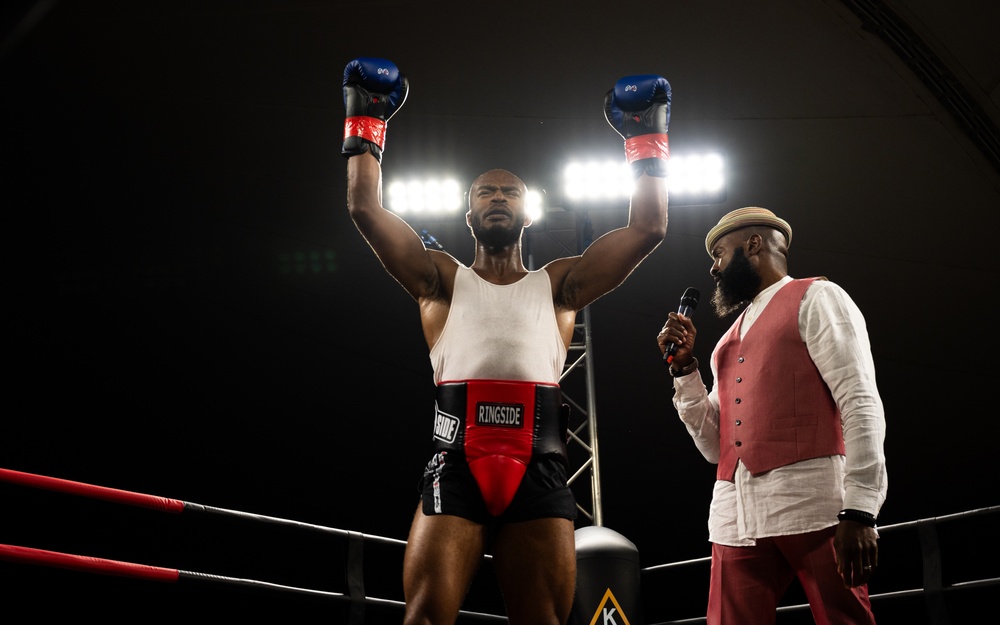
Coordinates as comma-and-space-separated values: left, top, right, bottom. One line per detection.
561, 304, 604, 526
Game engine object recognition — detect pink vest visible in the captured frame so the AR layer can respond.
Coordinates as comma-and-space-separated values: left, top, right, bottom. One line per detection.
714, 278, 844, 481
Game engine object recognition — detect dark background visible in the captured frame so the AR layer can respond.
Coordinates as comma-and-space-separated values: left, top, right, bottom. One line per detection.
2, 1, 999, 623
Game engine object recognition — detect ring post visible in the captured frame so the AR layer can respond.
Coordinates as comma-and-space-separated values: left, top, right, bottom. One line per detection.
570, 525, 643, 625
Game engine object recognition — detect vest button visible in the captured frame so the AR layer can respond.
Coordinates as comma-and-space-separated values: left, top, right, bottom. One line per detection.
735, 420, 742, 426
736, 377, 742, 383
734, 398, 741, 404
735, 441, 742, 447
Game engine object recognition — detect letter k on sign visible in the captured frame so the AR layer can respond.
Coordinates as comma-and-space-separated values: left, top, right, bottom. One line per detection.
585, 588, 631, 625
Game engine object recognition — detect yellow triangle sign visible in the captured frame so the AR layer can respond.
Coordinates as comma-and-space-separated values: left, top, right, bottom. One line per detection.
586, 587, 632, 625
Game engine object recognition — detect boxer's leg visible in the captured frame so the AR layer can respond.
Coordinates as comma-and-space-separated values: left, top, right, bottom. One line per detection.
492, 516, 576, 625
403, 503, 486, 625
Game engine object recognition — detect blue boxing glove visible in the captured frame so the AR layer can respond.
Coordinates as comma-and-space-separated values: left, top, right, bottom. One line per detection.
604, 74, 671, 177
342, 57, 409, 163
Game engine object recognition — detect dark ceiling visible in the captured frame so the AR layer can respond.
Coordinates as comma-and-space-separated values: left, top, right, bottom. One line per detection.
3, 0, 999, 621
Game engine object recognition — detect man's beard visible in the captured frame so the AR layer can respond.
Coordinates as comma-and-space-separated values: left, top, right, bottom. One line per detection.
711, 247, 761, 317
470, 213, 524, 249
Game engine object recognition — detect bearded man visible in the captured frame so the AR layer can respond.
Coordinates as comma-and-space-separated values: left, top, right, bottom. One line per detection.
657, 206, 888, 625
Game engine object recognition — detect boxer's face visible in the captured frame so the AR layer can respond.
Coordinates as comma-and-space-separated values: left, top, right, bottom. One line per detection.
466, 170, 530, 248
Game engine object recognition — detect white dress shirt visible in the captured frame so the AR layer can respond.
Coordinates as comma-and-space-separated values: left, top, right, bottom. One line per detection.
672, 276, 888, 546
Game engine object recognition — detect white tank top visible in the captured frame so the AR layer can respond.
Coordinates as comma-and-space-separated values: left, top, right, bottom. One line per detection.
430, 265, 567, 385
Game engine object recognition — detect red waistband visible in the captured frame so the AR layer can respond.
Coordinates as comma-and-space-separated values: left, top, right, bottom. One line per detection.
433, 380, 567, 460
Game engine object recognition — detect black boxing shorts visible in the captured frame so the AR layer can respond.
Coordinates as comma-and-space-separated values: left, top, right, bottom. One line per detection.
419, 380, 577, 522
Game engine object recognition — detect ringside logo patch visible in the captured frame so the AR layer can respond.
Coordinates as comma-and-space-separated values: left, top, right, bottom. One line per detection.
476, 402, 524, 428
433, 403, 460, 443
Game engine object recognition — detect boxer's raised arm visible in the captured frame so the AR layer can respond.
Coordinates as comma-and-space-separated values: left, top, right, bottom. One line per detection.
342, 57, 440, 301
555, 74, 671, 310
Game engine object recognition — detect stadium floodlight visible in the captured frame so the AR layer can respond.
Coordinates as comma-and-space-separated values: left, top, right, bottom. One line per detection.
563, 160, 634, 202
561, 151, 726, 207
387, 178, 464, 215
383, 151, 722, 220
525, 188, 544, 221
668, 152, 725, 197
386, 177, 546, 221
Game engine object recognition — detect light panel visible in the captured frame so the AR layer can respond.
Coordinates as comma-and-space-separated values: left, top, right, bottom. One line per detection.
386, 177, 546, 221
562, 151, 726, 206
384, 151, 725, 220
387, 178, 463, 215
563, 160, 634, 201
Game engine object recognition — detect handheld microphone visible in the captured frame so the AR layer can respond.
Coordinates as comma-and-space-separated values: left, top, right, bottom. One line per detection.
664, 287, 699, 364
421, 229, 444, 251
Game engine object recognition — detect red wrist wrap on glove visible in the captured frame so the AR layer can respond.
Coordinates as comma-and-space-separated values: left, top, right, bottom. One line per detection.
624, 133, 670, 163
344, 116, 387, 149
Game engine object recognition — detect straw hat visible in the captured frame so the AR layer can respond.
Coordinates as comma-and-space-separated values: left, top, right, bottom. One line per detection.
705, 206, 792, 256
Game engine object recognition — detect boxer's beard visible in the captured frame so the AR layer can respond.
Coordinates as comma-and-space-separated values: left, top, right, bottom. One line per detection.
470, 213, 524, 249
711, 247, 761, 317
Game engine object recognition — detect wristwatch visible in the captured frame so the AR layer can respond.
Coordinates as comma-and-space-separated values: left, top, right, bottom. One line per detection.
669, 357, 699, 378
837, 508, 877, 528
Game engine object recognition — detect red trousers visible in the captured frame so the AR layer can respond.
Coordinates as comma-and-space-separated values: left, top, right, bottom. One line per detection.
707, 526, 876, 625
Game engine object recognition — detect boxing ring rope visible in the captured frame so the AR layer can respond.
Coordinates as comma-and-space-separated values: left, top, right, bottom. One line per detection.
1, 467, 996, 624
0, 467, 505, 623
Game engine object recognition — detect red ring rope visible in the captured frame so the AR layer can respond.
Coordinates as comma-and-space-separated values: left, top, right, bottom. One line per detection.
0, 543, 180, 582
0, 468, 185, 513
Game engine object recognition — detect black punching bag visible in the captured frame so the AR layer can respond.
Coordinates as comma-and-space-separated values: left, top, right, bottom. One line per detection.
570, 525, 643, 625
